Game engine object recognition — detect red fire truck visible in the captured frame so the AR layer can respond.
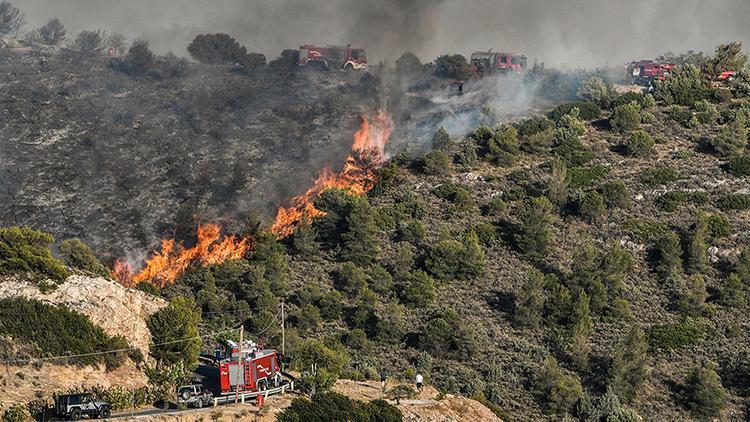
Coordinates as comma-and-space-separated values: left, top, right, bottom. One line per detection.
470, 50, 527, 76
219, 340, 282, 394
627, 60, 676, 86
298, 44, 368, 70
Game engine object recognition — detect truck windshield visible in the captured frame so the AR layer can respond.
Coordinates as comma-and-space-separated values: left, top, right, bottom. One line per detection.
351, 49, 365, 59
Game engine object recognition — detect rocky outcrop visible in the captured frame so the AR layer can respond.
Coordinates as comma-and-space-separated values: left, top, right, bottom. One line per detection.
0, 275, 166, 354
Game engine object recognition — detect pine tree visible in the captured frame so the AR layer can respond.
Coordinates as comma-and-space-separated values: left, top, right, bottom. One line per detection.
515, 196, 554, 262
609, 326, 648, 402
432, 127, 452, 151
678, 274, 708, 316
685, 215, 709, 275
568, 292, 592, 370
720, 273, 746, 308
682, 363, 727, 418
514, 270, 546, 329
341, 201, 380, 265
655, 231, 682, 280
546, 157, 569, 208
737, 245, 750, 284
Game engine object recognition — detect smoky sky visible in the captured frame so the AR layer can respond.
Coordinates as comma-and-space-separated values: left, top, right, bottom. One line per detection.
19, 0, 750, 67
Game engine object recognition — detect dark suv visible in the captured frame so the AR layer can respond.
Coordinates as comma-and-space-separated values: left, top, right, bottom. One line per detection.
54, 393, 112, 420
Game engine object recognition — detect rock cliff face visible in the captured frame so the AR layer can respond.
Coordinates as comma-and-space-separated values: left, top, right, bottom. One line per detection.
0, 275, 166, 354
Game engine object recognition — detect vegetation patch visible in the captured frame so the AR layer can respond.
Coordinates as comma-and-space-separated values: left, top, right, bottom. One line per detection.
647, 322, 704, 353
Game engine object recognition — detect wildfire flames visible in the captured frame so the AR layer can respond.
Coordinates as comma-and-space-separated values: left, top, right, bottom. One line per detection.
271, 110, 394, 238
114, 223, 251, 288
114, 111, 392, 287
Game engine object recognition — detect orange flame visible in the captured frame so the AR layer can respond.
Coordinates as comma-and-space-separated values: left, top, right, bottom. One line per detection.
113, 223, 252, 288
271, 111, 394, 238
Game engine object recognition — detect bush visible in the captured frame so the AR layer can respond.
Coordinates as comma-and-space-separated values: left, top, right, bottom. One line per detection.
187, 33, 264, 69
577, 75, 615, 107
678, 275, 708, 316
0, 226, 69, 281
514, 197, 553, 262
681, 364, 727, 418
2, 403, 31, 422
647, 322, 703, 352
425, 232, 484, 280
578, 192, 607, 223
685, 216, 709, 275
432, 127, 452, 151
340, 201, 380, 265
485, 198, 507, 216
707, 214, 731, 238
154, 52, 189, 78
547, 102, 601, 122
657, 190, 709, 212
112, 39, 155, 76
514, 270, 546, 329
268, 49, 300, 71
295, 304, 322, 332
703, 41, 748, 79
421, 150, 452, 175
147, 297, 201, 368
694, 100, 719, 124
38, 18, 66, 46
432, 182, 474, 211
609, 326, 648, 403
732, 67, 750, 98
568, 165, 608, 188
0, 1, 23, 36
518, 116, 555, 154
434, 54, 471, 79
654, 231, 683, 279
623, 130, 655, 157
278, 392, 401, 422
599, 180, 630, 209
395, 52, 423, 76
726, 155, 750, 176
552, 110, 594, 166
400, 270, 436, 308
0, 298, 130, 368
611, 92, 654, 109
610, 102, 642, 132
59, 238, 109, 277
654, 64, 713, 106
642, 165, 682, 186
716, 193, 750, 211
535, 355, 584, 415
72, 29, 106, 54
420, 310, 478, 359
701, 120, 748, 158
487, 125, 520, 166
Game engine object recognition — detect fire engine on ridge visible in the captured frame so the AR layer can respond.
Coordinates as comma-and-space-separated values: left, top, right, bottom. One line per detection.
298, 44, 368, 70
627, 60, 676, 86
470, 50, 528, 76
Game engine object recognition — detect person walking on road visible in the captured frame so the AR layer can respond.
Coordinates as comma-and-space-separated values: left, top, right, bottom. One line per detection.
380, 370, 387, 390
416, 373, 424, 393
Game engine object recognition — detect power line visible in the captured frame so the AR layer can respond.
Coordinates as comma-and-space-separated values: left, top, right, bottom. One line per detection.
0, 326, 241, 366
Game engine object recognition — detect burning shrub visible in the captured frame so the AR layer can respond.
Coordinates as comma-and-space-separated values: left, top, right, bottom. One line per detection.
59, 238, 109, 278
434, 54, 471, 79
0, 226, 68, 281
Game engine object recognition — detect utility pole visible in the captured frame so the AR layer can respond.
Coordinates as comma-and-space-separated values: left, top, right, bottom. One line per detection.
281, 301, 285, 370
235, 325, 243, 404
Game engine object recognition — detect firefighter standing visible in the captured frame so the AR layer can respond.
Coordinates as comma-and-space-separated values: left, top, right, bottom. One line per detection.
416, 373, 424, 393
380, 370, 387, 390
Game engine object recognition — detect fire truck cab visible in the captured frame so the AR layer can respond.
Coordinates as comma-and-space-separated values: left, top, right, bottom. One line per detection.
219, 340, 281, 394
470, 50, 527, 76
298, 44, 368, 70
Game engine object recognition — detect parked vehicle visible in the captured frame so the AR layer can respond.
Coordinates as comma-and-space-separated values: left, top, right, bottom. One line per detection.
219, 340, 282, 394
470, 50, 527, 76
54, 393, 111, 420
298, 44, 367, 70
177, 384, 214, 408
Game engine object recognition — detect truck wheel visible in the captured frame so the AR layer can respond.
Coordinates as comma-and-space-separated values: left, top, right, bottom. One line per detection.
181, 391, 191, 401
69, 409, 82, 421
99, 408, 111, 418
344, 63, 354, 71
196, 398, 203, 409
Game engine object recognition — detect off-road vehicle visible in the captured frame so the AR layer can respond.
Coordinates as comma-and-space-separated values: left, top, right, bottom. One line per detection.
177, 384, 213, 408
54, 393, 112, 420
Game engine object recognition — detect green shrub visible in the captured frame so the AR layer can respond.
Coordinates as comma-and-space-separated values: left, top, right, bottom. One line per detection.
514, 197, 554, 262
657, 191, 709, 212
2, 403, 31, 422
685, 216, 709, 275
434, 54, 471, 79
433, 364, 485, 396
517, 115, 555, 138
611, 92, 653, 109
642, 165, 682, 186
535, 355, 584, 415
623, 130, 655, 157
610, 102, 642, 132
647, 321, 703, 352
485, 198, 507, 216
340, 201, 380, 265
0, 298, 130, 368
514, 270, 546, 329
726, 155, 750, 176
568, 165, 608, 188
400, 270, 436, 308
433, 182, 474, 211
420, 309, 478, 359
669, 105, 697, 128
707, 214, 731, 238
278, 392, 402, 422
609, 326, 649, 403
678, 275, 708, 316
654, 64, 713, 106
577, 76, 615, 107
147, 297, 202, 368
547, 102, 601, 122
700, 120, 748, 158
720, 273, 747, 308
59, 238, 109, 277
693, 99, 719, 124
654, 231, 683, 279
425, 232, 484, 280
432, 127, 452, 151
292, 224, 319, 255
295, 304, 322, 332
0, 226, 69, 281
337, 262, 367, 297
421, 150, 453, 175
716, 193, 750, 211
578, 192, 607, 223
599, 180, 630, 208
681, 364, 727, 418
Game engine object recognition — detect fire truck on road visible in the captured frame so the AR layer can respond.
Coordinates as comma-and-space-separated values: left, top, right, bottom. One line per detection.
298, 44, 368, 70
219, 340, 282, 394
470, 50, 528, 76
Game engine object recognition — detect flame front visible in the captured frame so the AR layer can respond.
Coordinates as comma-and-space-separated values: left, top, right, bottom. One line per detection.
271, 110, 394, 238
114, 223, 251, 288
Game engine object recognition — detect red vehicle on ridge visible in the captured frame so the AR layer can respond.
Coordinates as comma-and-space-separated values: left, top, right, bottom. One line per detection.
470, 50, 528, 76
628, 60, 676, 86
298, 44, 368, 70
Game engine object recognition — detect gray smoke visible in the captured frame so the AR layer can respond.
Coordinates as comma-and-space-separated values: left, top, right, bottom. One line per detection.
18, 0, 750, 66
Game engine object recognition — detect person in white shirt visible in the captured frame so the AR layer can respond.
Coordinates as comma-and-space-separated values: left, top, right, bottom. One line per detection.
415, 373, 423, 392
